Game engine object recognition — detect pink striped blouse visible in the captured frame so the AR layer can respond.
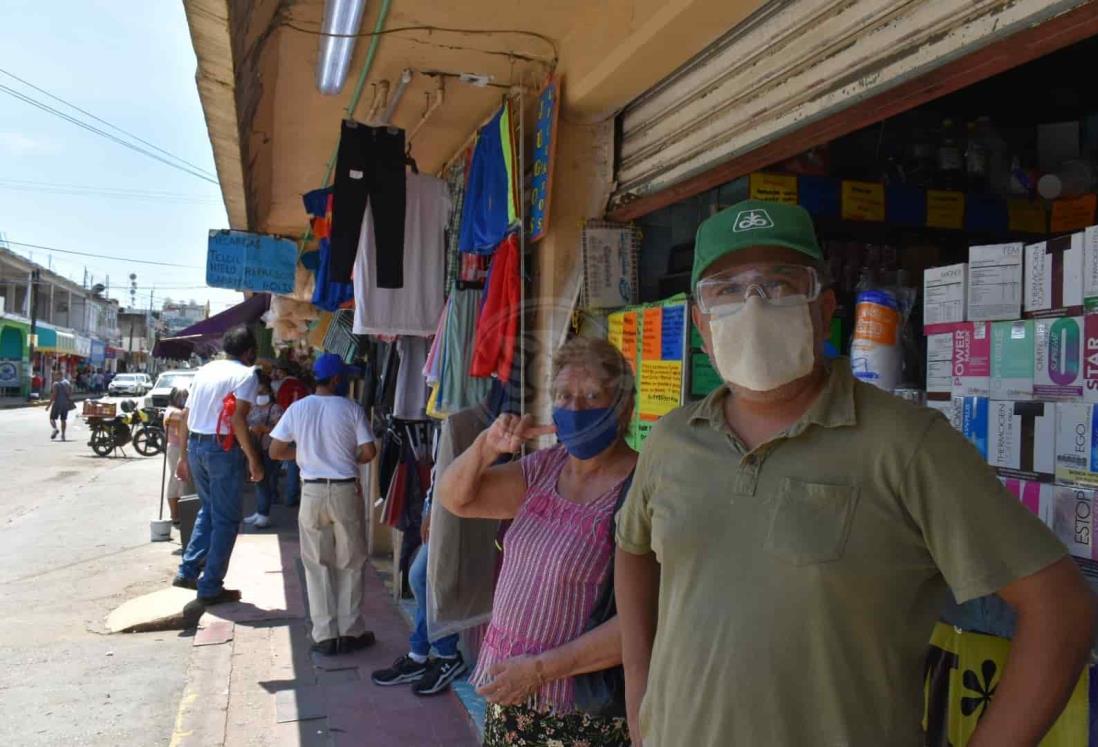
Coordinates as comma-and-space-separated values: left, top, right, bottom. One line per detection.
472, 445, 625, 713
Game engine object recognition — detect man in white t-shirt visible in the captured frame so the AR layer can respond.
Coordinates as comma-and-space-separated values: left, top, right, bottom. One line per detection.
271, 353, 377, 655
172, 325, 264, 605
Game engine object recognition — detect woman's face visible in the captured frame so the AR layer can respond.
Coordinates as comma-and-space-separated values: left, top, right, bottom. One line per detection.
552, 365, 615, 411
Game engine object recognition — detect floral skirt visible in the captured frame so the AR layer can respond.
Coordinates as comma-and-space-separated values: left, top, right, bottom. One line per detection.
483, 702, 631, 746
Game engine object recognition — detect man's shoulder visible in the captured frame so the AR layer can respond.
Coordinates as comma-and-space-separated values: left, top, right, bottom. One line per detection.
645, 398, 709, 444
849, 379, 940, 441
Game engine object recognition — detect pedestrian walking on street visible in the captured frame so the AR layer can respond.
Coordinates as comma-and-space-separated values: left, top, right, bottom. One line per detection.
164, 387, 194, 525
45, 366, 75, 441
270, 353, 377, 656
172, 325, 264, 606
614, 200, 1098, 747
243, 373, 283, 529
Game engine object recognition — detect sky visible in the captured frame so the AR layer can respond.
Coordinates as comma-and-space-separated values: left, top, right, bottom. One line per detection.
0, 0, 243, 313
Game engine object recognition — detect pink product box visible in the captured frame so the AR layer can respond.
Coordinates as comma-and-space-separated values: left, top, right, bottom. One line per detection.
1001, 477, 1054, 526
951, 322, 991, 397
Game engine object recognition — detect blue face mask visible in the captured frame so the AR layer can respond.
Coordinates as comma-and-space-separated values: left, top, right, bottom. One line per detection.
552, 405, 620, 459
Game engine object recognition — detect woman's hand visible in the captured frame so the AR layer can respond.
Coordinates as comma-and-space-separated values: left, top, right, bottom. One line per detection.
482, 414, 555, 458
476, 654, 545, 705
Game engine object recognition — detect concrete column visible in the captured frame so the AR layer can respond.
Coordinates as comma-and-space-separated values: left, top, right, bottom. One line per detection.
529, 116, 614, 429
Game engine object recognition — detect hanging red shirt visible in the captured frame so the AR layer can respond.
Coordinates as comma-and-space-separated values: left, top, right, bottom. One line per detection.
470, 233, 520, 380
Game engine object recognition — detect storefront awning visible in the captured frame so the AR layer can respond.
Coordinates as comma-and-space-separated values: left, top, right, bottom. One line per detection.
75, 335, 92, 358
153, 293, 269, 360
35, 326, 77, 355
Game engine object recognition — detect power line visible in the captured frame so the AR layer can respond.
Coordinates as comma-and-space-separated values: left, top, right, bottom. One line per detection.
0, 67, 218, 179
1, 239, 201, 268
0, 83, 219, 185
0, 181, 220, 205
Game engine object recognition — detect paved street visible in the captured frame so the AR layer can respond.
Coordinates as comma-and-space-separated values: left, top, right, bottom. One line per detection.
0, 405, 190, 746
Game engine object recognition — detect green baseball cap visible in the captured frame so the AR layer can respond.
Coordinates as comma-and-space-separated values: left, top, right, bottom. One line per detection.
691, 199, 822, 288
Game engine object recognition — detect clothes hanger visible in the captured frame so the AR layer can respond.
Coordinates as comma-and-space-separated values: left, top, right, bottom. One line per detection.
404, 144, 419, 174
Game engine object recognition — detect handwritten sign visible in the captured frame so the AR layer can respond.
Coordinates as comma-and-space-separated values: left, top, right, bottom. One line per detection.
528, 76, 560, 242
926, 190, 965, 230
841, 181, 885, 222
620, 311, 638, 372
1008, 199, 1047, 234
749, 173, 798, 204
1051, 194, 1097, 234
642, 307, 662, 361
206, 230, 297, 294
639, 360, 684, 422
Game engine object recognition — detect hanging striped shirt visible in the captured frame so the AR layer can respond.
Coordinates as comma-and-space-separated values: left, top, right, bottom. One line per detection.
472, 445, 625, 713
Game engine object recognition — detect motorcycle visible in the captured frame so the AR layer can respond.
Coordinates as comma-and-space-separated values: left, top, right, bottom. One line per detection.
86, 400, 165, 457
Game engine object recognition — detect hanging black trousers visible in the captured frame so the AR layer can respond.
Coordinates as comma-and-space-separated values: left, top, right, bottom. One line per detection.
329, 121, 406, 287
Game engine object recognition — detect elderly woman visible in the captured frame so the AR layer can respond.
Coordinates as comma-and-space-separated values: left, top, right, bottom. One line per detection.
438, 336, 637, 746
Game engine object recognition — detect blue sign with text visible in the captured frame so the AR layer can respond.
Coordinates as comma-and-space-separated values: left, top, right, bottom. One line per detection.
529, 77, 559, 242
206, 230, 296, 295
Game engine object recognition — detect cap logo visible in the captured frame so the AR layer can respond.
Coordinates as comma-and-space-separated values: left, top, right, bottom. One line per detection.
733, 209, 774, 232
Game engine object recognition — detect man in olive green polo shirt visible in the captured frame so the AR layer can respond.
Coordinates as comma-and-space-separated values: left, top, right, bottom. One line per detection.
614, 199, 1097, 747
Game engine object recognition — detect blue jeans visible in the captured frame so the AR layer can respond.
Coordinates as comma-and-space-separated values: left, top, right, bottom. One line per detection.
178, 435, 246, 597
409, 543, 458, 658
255, 451, 279, 517
282, 460, 301, 506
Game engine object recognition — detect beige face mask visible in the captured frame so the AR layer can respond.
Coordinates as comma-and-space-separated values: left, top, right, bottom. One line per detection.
709, 295, 815, 391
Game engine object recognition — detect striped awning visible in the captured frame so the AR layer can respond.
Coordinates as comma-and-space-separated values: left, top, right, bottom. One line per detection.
37, 327, 76, 354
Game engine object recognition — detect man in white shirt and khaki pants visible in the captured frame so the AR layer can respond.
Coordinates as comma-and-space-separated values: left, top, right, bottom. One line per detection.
271, 353, 377, 656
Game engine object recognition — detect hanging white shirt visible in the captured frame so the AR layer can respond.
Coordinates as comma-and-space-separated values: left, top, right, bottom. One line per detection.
352, 172, 452, 336
270, 394, 375, 480
186, 359, 259, 435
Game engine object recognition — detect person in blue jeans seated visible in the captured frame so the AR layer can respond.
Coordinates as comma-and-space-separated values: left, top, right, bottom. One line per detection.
244, 373, 284, 529
371, 500, 467, 695
172, 325, 264, 605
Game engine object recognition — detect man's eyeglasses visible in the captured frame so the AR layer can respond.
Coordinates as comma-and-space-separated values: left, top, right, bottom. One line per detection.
694, 265, 821, 314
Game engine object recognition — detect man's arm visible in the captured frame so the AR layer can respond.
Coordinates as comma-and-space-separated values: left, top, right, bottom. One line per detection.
616, 547, 660, 746
968, 557, 1096, 747
356, 442, 377, 463
269, 438, 295, 462
175, 408, 190, 481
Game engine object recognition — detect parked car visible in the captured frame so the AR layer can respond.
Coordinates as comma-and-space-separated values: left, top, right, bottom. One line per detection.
108, 373, 150, 397
144, 369, 196, 409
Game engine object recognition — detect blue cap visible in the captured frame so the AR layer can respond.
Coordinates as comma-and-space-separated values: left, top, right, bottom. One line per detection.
313, 353, 346, 381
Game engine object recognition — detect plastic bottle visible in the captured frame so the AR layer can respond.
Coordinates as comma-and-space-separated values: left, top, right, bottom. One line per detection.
937, 118, 965, 190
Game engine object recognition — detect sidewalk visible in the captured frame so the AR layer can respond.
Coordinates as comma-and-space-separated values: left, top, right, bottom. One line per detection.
169, 503, 481, 747
0, 393, 91, 410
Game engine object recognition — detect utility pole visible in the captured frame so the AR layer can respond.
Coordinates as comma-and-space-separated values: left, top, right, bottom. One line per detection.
27, 269, 39, 400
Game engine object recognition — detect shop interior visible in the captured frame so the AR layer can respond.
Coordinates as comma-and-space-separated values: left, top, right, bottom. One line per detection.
632, 33, 1098, 399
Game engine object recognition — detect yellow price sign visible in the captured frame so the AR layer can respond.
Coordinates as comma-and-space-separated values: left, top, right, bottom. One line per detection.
841, 181, 885, 222
926, 190, 965, 229
749, 173, 798, 205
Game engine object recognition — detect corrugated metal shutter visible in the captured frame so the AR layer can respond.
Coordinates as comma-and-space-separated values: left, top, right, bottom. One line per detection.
611, 0, 1090, 214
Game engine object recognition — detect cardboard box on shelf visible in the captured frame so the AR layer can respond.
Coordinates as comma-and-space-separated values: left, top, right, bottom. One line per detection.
968, 243, 1024, 321
1083, 226, 1098, 311
1024, 233, 1084, 317
987, 400, 1055, 481
990, 320, 1034, 400
951, 322, 991, 397
1035, 316, 1085, 400
1055, 403, 1098, 487
1085, 314, 1098, 403
927, 331, 954, 394
1000, 477, 1054, 526
923, 263, 967, 330
959, 396, 989, 460
1051, 485, 1097, 560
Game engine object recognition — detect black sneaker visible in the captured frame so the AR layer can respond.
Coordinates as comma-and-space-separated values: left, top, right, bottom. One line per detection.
196, 588, 242, 606
337, 631, 376, 654
172, 575, 197, 590
371, 655, 429, 686
311, 639, 338, 656
412, 654, 467, 696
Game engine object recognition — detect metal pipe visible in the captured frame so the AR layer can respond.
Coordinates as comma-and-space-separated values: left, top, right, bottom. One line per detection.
407, 77, 444, 144
379, 68, 413, 125
315, 0, 369, 95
